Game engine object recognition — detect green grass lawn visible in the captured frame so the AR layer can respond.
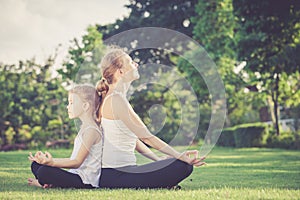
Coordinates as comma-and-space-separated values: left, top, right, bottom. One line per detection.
0, 147, 299, 199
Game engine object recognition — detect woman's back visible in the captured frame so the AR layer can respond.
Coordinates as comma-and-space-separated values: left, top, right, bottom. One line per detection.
101, 92, 137, 168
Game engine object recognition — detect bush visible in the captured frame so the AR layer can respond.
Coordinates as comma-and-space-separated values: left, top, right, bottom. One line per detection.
267, 131, 300, 150
215, 127, 236, 147
233, 123, 267, 148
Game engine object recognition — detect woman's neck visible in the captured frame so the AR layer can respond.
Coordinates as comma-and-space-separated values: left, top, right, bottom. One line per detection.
109, 80, 131, 95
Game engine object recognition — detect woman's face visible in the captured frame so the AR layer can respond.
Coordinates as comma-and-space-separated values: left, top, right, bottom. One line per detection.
120, 54, 139, 82
67, 93, 84, 119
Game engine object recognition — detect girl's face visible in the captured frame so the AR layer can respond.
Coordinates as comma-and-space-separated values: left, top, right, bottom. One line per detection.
120, 54, 139, 82
67, 93, 84, 119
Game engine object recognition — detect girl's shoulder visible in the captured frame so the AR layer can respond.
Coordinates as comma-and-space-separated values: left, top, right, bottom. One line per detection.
79, 125, 103, 144
79, 125, 102, 136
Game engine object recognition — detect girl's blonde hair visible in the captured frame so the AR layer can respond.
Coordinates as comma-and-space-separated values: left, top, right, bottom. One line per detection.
96, 47, 127, 121
69, 84, 101, 123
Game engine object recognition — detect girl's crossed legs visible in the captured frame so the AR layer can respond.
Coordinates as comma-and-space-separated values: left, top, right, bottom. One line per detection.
29, 162, 93, 189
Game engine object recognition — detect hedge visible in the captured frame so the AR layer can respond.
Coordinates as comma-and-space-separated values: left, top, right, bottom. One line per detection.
267, 131, 300, 150
216, 123, 268, 148
216, 123, 300, 149
214, 127, 235, 147
233, 123, 267, 147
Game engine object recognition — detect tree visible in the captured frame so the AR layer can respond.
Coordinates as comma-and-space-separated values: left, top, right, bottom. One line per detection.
0, 57, 70, 147
96, 0, 202, 144
58, 26, 105, 85
233, 0, 300, 135
178, 0, 256, 134
97, 0, 198, 65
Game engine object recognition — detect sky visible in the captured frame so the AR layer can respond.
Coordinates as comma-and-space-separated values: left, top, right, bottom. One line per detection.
0, 0, 130, 65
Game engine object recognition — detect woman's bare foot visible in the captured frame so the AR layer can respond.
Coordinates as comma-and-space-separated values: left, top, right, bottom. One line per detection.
43, 184, 53, 189
28, 178, 42, 187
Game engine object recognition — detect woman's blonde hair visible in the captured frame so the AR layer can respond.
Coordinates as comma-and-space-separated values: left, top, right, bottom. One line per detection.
96, 47, 127, 121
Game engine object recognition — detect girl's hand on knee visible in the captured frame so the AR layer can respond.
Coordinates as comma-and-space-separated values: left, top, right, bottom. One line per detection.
28, 151, 44, 162
38, 151, 54, 166
28, 151, 54, 166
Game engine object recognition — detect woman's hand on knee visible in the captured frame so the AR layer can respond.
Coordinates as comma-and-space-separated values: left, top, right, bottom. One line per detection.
179, 150, 206, 167
191, 156, 206, 167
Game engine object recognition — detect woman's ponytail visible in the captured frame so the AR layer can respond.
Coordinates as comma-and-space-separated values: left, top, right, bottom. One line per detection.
96, 78, 109, 122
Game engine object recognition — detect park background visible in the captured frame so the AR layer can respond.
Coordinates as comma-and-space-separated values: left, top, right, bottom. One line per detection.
0, 0, 300, 199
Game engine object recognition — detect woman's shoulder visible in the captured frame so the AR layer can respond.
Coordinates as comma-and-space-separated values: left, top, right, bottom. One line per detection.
106, 91, 126, 100
105, 92, 128, 107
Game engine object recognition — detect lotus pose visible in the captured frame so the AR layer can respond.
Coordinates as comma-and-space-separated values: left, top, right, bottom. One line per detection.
97, 48, 206, 189
28, 85, 103, 189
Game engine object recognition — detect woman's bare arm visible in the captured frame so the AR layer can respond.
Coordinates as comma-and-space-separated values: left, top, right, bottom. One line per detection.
135, 139, 161, 161
112, 94, 203, 165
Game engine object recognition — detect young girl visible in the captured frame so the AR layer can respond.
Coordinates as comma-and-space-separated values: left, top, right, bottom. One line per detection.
97, 48, 206, 189
28, 84, 103, 189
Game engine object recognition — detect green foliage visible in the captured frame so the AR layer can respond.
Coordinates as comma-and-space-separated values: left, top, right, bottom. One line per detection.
215, 127, 235, 147
18, 124, 32, 142
233, 123, 267, 148
192, 0, 236, 61
233, 0, 300, 135
58, 26, 105, 84
267, 131, 300, 150
217, 123, 300, 149
0, 58, 70, 148
179, 0, 260, 132
130, 68, 199, 145
4, 127, 16, 145
216, 123, 268, 148
0, 25, 109, 149
98, 0, 198, 38
2, 0, 300, 149
233, 0, 300, 74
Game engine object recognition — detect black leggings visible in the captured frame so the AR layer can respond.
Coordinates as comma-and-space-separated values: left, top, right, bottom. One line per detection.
31, 162, 93, 189
99, 158, 193, 189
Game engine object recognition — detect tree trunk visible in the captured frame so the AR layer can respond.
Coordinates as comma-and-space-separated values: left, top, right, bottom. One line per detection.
267, 96, 275, 124
272, 74, 280, 136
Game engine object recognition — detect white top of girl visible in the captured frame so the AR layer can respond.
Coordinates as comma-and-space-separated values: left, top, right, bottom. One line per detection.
69, 126, 103, 187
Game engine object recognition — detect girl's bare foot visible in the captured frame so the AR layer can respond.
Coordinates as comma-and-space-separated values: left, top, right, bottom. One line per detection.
27, 178, 42, 188
27, 178, 53, 188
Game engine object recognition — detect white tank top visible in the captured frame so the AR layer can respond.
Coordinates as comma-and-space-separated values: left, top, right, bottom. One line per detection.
101, 92, 138, 168
69, 126, 103, 187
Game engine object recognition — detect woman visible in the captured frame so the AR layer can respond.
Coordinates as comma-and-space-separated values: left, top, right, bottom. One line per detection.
97, 48, 206, 189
